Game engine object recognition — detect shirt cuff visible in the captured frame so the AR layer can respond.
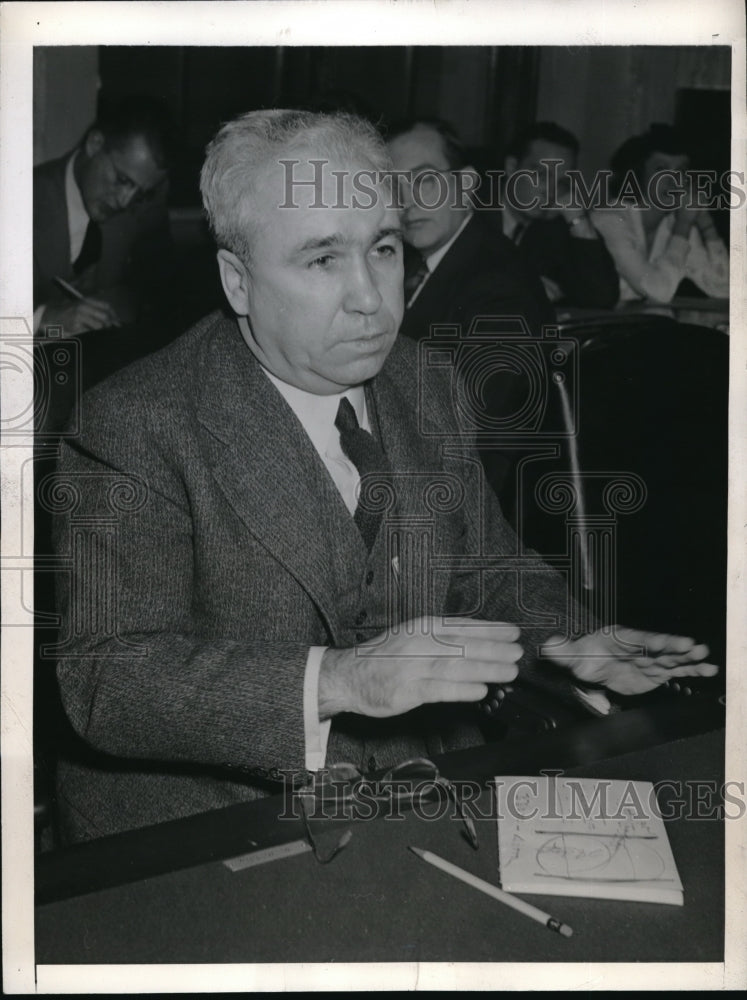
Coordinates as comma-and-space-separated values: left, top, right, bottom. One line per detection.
304, 645, 332, 771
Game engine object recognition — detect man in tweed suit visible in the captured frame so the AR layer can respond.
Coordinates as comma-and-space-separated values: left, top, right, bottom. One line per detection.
52, 110, 718, 842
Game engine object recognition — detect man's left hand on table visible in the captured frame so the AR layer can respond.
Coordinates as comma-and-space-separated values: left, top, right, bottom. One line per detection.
541, 626, 719, 696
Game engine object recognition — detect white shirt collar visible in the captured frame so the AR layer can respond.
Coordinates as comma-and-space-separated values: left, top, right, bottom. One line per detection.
262, 368, 368, 460
65, 151, 91, 262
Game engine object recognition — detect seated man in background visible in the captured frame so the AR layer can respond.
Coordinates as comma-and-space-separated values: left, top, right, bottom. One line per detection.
52, 109, 717, 843
501, 122, 619, 309
386, 118, 554, 498
33, 94, 175, 337
386, 118, 553, 340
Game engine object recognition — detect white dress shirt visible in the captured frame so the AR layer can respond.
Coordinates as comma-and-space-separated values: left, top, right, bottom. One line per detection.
591, 206, 729, 303
65, 151, 90, 264
501, 203, 525, 243
263, 368, 370, 770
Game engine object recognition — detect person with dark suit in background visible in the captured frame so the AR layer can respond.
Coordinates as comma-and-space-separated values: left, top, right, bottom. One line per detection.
501, 122, 619, 309
52, 109, 717, 843
386, 119, 556, 500
386, 118, 554, 342
33, 95, 174, 337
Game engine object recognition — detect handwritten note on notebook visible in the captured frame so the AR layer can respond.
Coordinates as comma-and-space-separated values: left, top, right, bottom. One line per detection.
495, 775, 683, 905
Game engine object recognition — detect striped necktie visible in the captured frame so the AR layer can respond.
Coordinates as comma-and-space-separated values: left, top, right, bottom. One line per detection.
403, 253, 429, 307
335, 397, 391, 550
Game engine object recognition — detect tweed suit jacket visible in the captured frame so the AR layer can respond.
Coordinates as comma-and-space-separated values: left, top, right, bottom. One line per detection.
33, 151, 172, 319
53, 311, 585, 842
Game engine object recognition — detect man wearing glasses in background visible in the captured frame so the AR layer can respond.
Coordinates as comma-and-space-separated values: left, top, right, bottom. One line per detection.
33, 94, 174, 337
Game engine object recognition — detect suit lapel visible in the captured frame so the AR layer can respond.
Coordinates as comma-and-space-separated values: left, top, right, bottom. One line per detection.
196, 319, 367, 640
399, 216, 482, 340
369, 352, 456, 613
34, 156, 74, 288
370, 358, 444, 486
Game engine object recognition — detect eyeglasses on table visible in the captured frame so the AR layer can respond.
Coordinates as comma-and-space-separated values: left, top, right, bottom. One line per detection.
295, 757, 479, 863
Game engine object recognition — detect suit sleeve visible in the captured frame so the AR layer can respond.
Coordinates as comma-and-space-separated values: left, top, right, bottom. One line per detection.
437, 408, 598, 708
52, 396, 311, 778
530, 221, 620, 308
458, 264, 556, 339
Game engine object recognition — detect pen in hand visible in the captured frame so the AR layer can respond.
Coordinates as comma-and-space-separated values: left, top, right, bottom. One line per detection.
53, 276, 86, 301
49, 276, 122, 332
409, 846, 573, 937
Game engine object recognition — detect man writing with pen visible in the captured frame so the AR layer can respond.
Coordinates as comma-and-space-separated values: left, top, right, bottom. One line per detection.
33, 94, 174, 336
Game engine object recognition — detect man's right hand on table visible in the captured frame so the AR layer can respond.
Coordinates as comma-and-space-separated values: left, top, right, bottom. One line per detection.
318, 617, 522, 720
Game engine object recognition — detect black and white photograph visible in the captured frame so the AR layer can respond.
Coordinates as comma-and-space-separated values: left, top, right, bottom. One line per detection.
1, 0, 745, 992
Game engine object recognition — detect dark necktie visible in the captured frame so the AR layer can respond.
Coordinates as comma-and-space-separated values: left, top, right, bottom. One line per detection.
73, 219, 102, 275
335, 397, 391, 550
403, 253, 429, 307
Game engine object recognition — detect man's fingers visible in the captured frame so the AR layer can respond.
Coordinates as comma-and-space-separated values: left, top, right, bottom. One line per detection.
612, 627, 700, 656
435, 618, 521, 644
692, 663, 720, 677
684, 642, 710, 661
650, 634, 698, 654
78, 305, 109, 331
80, 299, 121, 330
420, 681, 491, 704
631, 642, 710, 670
640, 661, 720, 679
374, 619, 523, 662
459, 639, 523, 663
662, 662, 719, 678
426, 657, 520, 684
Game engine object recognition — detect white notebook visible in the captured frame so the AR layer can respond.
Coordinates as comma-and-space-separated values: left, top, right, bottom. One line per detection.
495, 775, 684, 906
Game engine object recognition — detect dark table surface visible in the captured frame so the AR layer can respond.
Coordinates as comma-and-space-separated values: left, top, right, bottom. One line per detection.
36, 695, 728, 967
557, 297, 729, 331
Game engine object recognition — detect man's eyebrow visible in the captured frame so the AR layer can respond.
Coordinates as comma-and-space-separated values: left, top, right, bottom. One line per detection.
108, 155, 141, 191
293, 233, 348, 255
408, 162, 448, 174
373, 226, 404, 244
292, 226, 403, 257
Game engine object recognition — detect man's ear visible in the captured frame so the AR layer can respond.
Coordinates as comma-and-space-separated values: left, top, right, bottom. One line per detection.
217, 249, 251, 316
84, 128, 106, 159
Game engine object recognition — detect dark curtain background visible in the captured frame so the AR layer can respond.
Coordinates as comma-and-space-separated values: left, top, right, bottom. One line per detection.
98, 45, 541, 206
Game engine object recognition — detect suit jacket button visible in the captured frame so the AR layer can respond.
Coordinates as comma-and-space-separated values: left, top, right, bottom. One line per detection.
355, 609, 368, 625
355, 631, 367, 642
365, 570, 374, 585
